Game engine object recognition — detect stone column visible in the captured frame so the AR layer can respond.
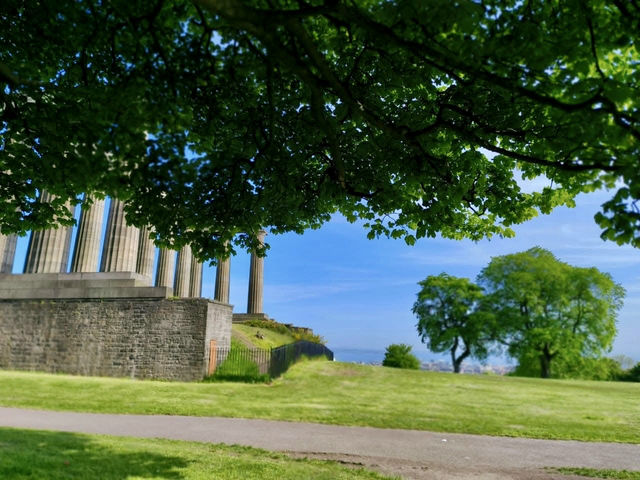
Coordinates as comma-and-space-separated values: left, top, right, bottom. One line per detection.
247, 230, 266, 314
173, 245, 192, 298
189, 255, 203, 298
100, 198, 140, 272
155, 248, 176, 289
60, 221, 73, 272
0, 233, 17, 273
24, 191, 74, 273
71, 196, 105, 272
136, 227, 156, 283
214, 256, 231, 303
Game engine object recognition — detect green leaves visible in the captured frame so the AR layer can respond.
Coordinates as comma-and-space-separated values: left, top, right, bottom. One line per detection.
1, 0, 639, 257
478, 247, 625, 378
415, 248, 625, 378
596, 187, 640, 247
413, 273, 491, 372
382, 344, 420, 370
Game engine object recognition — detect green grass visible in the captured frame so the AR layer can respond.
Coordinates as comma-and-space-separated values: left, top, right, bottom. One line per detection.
1, 361, 639, 443
0, 427, 393, 479
553, 467, 640, 479
232, 324, 295, 349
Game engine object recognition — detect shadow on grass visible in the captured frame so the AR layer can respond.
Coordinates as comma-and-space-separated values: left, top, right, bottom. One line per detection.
0, 428, 188, 479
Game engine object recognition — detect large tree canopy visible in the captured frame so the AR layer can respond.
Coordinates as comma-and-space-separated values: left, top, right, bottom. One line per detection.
2, 1, 639, 259
413, 273, 490, 373
478, 247, 624, 378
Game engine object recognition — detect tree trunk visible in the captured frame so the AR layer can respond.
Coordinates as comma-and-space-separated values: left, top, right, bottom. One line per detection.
539, 353, 552, 378
453, 358, 462, 373
451, 349, 460, 373
451, 342, 470, 374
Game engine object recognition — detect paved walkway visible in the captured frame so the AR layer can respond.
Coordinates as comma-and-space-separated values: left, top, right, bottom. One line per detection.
1, 407, 638, 479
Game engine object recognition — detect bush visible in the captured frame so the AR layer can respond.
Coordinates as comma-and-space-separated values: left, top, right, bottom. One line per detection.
512, 353, 625, 381
382, 344, 421, 369
620, 362, 640, 382
291, 330, 326, 345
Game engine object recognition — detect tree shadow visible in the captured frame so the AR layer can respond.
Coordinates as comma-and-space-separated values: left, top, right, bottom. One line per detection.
0, 427, 189, 479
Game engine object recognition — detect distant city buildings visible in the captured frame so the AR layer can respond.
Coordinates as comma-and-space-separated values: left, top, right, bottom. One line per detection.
354, 359, 514, 375
419, 360, 514, 375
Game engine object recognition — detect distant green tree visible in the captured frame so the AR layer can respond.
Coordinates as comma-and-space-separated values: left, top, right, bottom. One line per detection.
478, 248, 625, 379
611, 355, 636, 371
621, 363, 640, 382
413, 274, 492, 373
382, 344, 420, 370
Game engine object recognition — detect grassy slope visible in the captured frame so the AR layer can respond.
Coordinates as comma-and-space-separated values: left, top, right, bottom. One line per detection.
1, 361, 639, 443
232, 324, 295, 349
0, 427, 392, 480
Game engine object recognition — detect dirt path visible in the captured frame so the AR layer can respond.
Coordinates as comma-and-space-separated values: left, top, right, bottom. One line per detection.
1, 407, 637, 479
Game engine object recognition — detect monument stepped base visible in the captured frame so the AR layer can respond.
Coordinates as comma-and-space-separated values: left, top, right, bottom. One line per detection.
232, 313, 270, 323
0, 272, 171, 299
0, 295, 232, 381
0, 272, 233, 381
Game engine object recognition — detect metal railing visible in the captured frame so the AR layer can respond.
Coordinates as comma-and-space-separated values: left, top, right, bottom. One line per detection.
208, 340, 333, 381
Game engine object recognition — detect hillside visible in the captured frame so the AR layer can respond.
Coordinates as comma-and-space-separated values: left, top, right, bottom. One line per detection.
232, 319, 324, 349
232, 323, 296, 349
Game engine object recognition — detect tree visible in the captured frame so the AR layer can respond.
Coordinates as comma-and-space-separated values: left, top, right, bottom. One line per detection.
611, 354, 637, 371
382, 343, 420, 370
413, 274, 492, 373
621, 362, 640, 382
478, 247, 625, 378
2, 1, 640, 259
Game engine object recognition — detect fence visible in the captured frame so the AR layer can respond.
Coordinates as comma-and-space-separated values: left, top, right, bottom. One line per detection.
208, 340, 333, 381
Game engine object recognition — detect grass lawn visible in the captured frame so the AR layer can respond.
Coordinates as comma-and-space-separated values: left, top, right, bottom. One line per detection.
553, 467, 640, 479
232, 323, 295, 349
1, 361, 639, 443
0, 427, 392, 479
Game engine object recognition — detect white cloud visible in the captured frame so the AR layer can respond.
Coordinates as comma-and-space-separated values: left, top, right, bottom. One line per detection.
624, 283, 640, 294
400, 244, 491, 268
321, 265, 378, 276
264, 281, 371, 303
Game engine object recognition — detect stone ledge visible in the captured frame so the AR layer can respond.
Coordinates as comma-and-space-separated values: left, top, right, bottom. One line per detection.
0, 272, 151, 282
232, 313, 270, 323
0, 286, 172, 300
0, 273, 170, 299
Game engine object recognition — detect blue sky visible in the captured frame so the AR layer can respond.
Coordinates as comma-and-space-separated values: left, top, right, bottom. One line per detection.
11, 188, 639, 364
224, 188, 639, 363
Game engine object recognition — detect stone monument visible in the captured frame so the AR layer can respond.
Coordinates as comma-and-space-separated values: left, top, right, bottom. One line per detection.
0, 193, 272, 381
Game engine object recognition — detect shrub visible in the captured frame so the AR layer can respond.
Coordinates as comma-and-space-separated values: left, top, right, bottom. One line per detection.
512, 354, 625, 381
620, 362, 640, 382
292, 330, 326, 345
382, 344, 421, 369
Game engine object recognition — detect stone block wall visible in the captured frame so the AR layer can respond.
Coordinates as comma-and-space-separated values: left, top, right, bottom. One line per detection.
0, 298, 232, 381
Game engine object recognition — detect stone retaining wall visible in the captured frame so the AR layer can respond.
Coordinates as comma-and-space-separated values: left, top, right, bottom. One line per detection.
0, 298, 232, 381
